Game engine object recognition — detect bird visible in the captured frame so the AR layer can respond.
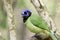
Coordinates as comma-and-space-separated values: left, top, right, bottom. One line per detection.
17, 0, 58, 40
21, 9, 57, 40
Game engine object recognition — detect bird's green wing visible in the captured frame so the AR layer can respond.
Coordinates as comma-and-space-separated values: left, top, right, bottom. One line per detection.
29, 14, 50, 31
25, 18, 43, 33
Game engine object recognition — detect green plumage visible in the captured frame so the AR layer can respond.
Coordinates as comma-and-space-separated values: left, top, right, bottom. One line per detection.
17, 0, 57, 40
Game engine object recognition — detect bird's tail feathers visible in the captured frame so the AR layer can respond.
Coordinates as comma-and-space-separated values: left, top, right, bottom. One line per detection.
50, 30, 58, 40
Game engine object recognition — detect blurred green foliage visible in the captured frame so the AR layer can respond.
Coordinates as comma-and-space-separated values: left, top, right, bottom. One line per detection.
0, 0, 7, 29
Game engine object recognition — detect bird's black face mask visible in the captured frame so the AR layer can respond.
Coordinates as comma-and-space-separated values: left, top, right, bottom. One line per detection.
21, 9, 31, 23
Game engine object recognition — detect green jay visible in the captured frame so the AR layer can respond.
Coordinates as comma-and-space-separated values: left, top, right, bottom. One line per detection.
17, 0, 58, 40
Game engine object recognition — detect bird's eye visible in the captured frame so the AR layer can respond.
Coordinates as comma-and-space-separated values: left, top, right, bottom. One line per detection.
24, 11, 27, 15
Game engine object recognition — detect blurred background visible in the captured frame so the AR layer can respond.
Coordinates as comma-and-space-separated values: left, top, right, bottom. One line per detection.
0, 0, 60, 40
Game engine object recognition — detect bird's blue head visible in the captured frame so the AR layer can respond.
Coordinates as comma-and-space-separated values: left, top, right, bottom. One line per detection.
21, 9, 31, 23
